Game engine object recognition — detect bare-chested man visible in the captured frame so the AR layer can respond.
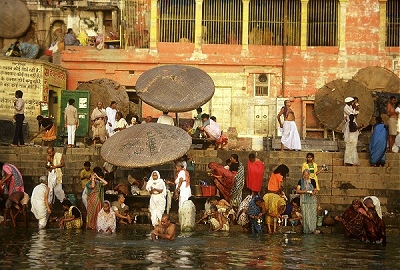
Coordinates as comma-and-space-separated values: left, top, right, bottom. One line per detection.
151, 214, 176, 241
386, 96, 398, 152
277, 100, 301, 151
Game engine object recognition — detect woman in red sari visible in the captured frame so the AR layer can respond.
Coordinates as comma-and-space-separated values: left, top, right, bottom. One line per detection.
85, 167, 108, 230
208, 162, 235, 201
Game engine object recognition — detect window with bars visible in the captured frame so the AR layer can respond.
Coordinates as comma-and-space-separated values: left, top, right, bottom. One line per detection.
158, 0, 195, 43
202, 0, 243, 44
124, 0, 151, 48
386, 0, 400, 47
307, 0, 338, 46
249, 0, 300, 46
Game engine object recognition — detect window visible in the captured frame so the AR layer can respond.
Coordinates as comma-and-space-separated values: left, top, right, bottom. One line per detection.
249, 0, 300, 46
124, 0, 151, 48
158, 0, 195, 43
202, 0, 243, 44
386, 0, 400, 47
307, 0, 338, 46
254, 74, 269, 96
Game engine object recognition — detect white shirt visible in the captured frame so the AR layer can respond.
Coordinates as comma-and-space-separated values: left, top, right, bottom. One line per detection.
157, 114, 175, 126
106, 107, 117, 126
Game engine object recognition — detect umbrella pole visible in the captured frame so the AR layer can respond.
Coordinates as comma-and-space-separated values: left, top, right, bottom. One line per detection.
175, 112, 179, 127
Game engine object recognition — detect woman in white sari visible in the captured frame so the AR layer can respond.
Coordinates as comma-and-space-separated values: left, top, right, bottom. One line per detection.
31, 176, 51, 229
146, 171, 166, 227
96, 200, 116, 234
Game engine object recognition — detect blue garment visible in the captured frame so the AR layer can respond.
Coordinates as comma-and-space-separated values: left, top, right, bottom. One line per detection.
247, 197, 263, 233
369, 123, 387, 166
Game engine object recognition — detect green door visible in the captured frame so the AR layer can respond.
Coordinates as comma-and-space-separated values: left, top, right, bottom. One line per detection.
60, 90, 90, 137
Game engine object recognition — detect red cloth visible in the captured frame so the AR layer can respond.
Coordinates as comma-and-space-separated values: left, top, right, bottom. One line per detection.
208, 162, 235, 201
246, 160, 265, 192
267, 172, 283, 192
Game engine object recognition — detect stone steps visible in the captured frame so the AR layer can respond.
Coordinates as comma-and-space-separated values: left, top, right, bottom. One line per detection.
0, 146, 399, 216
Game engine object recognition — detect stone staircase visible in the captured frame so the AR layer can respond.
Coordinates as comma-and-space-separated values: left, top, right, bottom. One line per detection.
0, 146, 399, 226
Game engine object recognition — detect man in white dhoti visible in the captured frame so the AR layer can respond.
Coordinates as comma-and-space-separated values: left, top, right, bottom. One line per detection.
46, 147, 66, 205
31, 176, 51, 229
277, 100, 301, 151
146, 171, 167, 227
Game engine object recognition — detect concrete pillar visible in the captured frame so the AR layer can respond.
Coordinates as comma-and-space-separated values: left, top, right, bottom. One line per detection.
150, 0, 158, 51
112, 10, 118, 32
378, 0, 387, 51
241, 0, 250, 55
338, 0, 348, 50
97, 11, 104, 34
194, 0, 204, 51
300, 0, 308, 50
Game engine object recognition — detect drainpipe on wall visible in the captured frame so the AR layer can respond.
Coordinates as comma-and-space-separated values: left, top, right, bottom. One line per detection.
282, 0, 288, 97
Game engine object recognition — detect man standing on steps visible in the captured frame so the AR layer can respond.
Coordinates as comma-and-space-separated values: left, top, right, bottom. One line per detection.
64, 99, 78, 148
46, 147, 66, 205
106, 101, 117, 137
386, 96, 398, 152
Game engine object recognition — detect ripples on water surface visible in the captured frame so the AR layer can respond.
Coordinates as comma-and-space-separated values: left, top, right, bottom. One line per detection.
0, 228, 398, 269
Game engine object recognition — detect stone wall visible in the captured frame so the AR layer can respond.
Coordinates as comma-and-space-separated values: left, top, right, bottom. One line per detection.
1, 146, 398, 216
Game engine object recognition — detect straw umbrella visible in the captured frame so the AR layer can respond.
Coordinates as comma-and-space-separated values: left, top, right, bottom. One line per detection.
136, 65, 215, 125
100, 123, 192, 168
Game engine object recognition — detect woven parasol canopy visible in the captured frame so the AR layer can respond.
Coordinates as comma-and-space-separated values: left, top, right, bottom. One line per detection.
0, 0, 30, 38
353, 66, 400, 93
315, 79, 375, 131
76, 78, 130, 118
136, 65, 215, 112
101, 123, 192, 168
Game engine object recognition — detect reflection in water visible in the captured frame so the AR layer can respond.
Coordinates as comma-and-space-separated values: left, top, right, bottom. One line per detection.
0, 228, 398, 269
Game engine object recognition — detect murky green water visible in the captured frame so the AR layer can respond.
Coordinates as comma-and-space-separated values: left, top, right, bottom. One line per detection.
0, 228, 398, 269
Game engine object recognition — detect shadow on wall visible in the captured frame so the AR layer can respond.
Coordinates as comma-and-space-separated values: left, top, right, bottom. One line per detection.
0, 120, 29, 144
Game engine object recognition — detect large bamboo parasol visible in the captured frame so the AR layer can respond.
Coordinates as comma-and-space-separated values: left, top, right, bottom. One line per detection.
353, 66, 400, 93
101, 123, 192, 168
76, 78, 130, 117
0, 0, 30, 38
136, 65, 215, 112
315, 79, 375, 131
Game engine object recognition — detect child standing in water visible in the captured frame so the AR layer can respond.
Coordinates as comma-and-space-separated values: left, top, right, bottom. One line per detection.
301, 152, 326, 191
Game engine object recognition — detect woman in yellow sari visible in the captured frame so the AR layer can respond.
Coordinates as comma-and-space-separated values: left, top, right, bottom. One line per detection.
91, 102, 107, 146
58, 199, 83, 229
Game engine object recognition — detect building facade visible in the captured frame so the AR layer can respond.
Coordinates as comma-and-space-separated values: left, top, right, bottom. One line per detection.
10, 0, 400, 141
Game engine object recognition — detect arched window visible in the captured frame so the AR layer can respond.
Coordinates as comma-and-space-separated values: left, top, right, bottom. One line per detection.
307, 0, 338, 46
386, 0, 400, 47
202, 0, 243, 44
158, 0, 196, 43
249, 0, 300, 46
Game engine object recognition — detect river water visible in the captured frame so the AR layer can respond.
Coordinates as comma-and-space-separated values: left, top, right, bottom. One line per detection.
0, 228, 398, 269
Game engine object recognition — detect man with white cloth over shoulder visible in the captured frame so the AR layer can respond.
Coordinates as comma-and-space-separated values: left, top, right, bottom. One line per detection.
277, 100, 301, 151
31, 176, 51, 229
146, 171, 167, 227
46, 147, 66, 205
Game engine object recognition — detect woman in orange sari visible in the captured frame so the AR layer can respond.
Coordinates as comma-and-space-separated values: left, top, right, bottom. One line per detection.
85, 167, 108, 230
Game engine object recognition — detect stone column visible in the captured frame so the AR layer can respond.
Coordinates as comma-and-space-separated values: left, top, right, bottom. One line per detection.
338, 0, 348, 50
97, 11, 104, 34
378, 0, 387, 51
241, 0, 250, 55
300, 0, 308, 50
150, 0, 158, 51
194, 0, 204, 51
